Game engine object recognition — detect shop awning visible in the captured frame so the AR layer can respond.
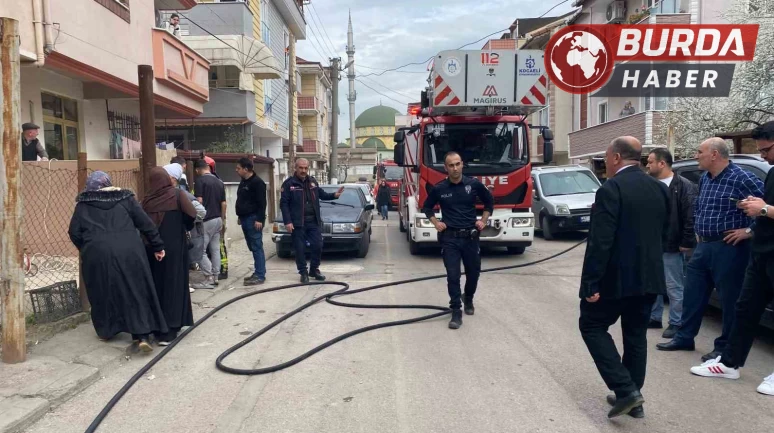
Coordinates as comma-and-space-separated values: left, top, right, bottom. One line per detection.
183, 35, 282, 79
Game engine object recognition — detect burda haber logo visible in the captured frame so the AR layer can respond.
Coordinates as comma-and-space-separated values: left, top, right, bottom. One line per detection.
544, 24, 759, 98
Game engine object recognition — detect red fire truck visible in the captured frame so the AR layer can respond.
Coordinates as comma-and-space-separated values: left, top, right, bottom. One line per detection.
372, 160, 403, 210
393, 48, 554, 255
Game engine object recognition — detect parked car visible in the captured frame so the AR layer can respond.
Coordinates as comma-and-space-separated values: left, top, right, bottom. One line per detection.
531, 165, 601, 240
673, 154, 774, 330
342, 183, 375, 223
272, 185, 374, 259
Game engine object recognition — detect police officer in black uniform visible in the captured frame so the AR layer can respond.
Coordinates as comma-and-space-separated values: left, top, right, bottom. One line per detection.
422, 151, 494, 329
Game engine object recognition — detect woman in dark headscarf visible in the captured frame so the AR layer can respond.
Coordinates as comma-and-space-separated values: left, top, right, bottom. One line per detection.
142, 167, 198, 344
68, 171, 168, 352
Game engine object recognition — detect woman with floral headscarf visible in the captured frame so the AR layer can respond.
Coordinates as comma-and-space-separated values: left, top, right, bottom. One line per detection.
142, 167, 198, 344
68, 171, 168, 352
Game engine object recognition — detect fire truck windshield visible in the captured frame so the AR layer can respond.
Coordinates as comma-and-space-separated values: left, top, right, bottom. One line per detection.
382, 166, 403, 180
423, 122, 527, 172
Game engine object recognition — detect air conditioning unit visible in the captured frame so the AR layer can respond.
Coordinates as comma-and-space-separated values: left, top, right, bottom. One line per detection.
606, 1, 626, 23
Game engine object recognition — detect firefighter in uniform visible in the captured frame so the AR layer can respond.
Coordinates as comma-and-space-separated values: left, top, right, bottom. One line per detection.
422, 151, 494, 329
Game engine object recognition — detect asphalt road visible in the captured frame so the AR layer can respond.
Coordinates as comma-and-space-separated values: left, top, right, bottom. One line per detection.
25, 212, 774, 433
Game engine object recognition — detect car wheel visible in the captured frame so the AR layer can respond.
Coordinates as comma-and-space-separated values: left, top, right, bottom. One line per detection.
276, 245, 292, 259
507, 246, 526, 255
541, 215, 555, 240
356, 233, 370, 258
399, 216, 406, 233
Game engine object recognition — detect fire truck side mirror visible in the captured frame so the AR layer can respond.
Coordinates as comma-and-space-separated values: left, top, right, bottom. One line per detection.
393, 143, 406, 167
542, 128, 554, 164
393, 131, 405, 143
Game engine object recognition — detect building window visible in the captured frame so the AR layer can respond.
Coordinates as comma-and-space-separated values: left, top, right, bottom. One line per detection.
94, 0, 130, 22
264, 79, 273, 114
42, 92, 80, 160
209, 66, 240, 88
260, 0, 270, 44
284, 31, 290, 72
598, 101, 608, 124
643, 90, 668, 111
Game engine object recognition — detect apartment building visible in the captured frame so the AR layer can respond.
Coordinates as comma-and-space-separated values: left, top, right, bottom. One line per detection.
2, 0, 209, 160
155, 0, 282, 182
566, 0, 730, 175
297, 57, 332, 182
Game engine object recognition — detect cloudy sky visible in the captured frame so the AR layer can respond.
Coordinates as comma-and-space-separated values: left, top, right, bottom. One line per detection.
295, 0, 577, 143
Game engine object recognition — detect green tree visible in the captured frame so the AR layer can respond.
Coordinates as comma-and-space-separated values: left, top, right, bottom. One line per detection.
207, 126, 251, 153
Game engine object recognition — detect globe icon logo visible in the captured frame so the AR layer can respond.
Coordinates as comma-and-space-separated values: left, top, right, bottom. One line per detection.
546, 27, 613, 94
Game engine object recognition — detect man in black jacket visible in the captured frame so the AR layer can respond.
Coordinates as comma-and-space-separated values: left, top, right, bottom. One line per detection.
688, 121, 774, 396
580, 136, 670, 419
280, 158, 342, 283
236, 157, 267, 286
645, 148, 697, 338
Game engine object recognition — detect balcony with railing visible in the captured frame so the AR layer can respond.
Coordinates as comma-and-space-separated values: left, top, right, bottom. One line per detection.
275, 0, 307, 39
568, 111, 666, 159
297, 96, 320, 115
151, 28, 210, 103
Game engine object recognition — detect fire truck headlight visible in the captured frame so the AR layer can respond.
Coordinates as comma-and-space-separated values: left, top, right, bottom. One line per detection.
555, 204, 571, 215
415, 217, 435, 228
511, 217, 533, 228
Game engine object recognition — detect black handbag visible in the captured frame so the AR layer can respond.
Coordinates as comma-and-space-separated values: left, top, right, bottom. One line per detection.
178, 191, 195, 250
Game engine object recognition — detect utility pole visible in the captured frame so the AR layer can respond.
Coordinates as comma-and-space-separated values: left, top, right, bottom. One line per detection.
287, 37, 297, 174
328, 57, 340, 183
0, 17, 26, 363
138, 65, 156, 194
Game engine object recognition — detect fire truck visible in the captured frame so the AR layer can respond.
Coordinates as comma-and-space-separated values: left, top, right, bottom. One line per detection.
393, 48, 554, 255
372, 160, 403, 210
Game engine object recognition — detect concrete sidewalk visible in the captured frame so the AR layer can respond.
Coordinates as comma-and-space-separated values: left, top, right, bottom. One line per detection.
0, 231, 274, 433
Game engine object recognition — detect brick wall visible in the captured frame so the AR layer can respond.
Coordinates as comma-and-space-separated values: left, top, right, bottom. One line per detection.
569, 112, 647, 158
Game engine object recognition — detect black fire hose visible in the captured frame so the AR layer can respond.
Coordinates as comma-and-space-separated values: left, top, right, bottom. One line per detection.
85, 237, 587, 433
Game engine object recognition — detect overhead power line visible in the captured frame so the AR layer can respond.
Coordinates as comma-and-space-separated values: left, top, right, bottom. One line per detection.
360, 0, 573, 78
355, 78, 411, 106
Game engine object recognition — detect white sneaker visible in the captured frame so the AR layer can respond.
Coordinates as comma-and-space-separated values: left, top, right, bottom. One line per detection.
757, 373, 774, 395
189, 287, 196, 293
690, 356, 740, 379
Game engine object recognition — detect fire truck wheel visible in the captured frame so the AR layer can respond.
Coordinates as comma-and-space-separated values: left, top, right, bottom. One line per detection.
541, 215, 555, 241
409, 236, 420, 255
277, 245, 292, 259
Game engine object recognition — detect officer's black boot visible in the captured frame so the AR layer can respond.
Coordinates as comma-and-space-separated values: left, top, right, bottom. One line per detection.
448, 310, 463, 329
309, 268, 326, 281
463, 297, 474, 316
300, 272, 310, 283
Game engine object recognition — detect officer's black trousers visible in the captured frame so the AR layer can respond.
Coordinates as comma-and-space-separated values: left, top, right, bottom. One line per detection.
440, 233, 481, 310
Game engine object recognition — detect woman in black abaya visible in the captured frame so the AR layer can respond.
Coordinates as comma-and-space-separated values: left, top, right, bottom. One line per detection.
142, 167, 197, 344
68, 171, 167, 352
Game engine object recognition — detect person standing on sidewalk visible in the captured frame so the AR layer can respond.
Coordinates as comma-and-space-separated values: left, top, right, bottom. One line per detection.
376, 179, 391, 220
235, 157, 267, 286
142, 167, 197, 345
645, 148, 698, 339
421, 151, 494, 330
688, 121, 774, 396
280, 158, 343, 283
192, 158, 226, 289
578, 137, 670, 419
657, 138, 764, 362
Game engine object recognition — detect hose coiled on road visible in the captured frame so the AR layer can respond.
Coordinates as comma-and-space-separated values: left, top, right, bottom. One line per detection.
85, 238, 587, 432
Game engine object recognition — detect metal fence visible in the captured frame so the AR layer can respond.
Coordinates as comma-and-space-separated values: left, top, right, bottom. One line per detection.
1, 162, 141, 328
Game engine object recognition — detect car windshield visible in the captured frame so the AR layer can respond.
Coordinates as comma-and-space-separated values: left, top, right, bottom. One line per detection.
321, 187, 362, 207
539, 171, 600, 197
424, 122, 527, 167
382, 166, 403, 179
